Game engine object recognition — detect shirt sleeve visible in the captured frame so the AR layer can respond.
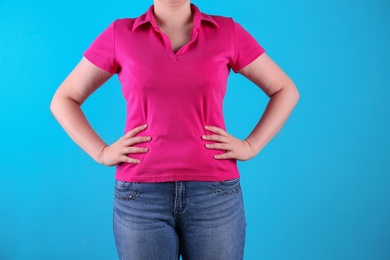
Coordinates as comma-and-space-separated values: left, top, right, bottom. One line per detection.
230, 20, 266, 73
83, 20, 120, 74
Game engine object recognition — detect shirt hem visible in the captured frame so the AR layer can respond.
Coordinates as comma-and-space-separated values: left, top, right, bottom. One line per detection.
232, 49, 265, 73
83, 53, 118, 74
115, 172, 240, 183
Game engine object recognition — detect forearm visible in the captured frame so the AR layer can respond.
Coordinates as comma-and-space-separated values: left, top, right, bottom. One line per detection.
50, 97, 107, 163
245, 86, 300, 154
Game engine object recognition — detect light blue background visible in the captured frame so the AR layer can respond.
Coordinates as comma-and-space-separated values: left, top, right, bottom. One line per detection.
1, 0, 389, 259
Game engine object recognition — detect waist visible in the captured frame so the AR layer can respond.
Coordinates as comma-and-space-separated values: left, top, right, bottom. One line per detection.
115, 136, 239, 182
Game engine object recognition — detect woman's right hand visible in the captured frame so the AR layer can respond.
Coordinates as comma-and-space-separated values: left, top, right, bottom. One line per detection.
98, 124, 151, 166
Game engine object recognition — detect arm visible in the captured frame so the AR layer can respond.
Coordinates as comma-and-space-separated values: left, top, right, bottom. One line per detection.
202, 53, 300, 160
50, 57, 150, 165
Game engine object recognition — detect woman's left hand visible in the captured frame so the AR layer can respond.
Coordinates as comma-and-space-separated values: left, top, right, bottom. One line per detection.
202, 125, 257, 161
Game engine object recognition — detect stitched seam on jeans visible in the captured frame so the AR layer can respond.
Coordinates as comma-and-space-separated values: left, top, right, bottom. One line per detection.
209, 183, 241, 196
114, 190, 141, 201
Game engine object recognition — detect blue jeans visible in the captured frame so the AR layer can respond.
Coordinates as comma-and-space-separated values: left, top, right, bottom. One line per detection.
113, 178, 246, 260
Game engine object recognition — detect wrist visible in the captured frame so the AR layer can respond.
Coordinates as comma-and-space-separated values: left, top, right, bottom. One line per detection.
244, 138, 259, 156
95, 144, 109, 164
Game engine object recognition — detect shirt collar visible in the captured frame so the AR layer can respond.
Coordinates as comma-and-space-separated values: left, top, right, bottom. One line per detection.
131, 3, 219, 32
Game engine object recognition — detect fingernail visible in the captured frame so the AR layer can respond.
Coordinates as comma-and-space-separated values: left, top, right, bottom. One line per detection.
202, 135, 207, 139
145, 136, 151, 141
143, 124, 148, 127
205, 144, 211, 147
205, 126, 210, 129
135, 160, 140, 164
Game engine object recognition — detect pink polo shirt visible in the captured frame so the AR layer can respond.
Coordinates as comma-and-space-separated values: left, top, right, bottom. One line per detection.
84, 4, 265, 182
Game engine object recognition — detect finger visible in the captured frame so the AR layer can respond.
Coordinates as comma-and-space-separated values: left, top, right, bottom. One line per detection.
124, 124, 148, 138
120, 155, 140, 164
202, 134, 229, 143
124, 136, 151, 146
205, 125, 228, 136
205, 143, 230, 150
214, 152, 234, 160
124, 147, 149, 154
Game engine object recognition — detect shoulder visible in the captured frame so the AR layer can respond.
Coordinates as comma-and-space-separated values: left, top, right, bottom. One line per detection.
209, 14, 233, 23
209, 14, 258, 39
206, 14, 247, 34
113, 18, 136, 29
208, 14, 235, 28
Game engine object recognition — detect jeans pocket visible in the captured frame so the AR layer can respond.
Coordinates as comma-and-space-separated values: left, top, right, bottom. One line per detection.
114, 180, 140, 201
114, 179, 134, 192
209, 178, 242, 196
219, 177, 240, 186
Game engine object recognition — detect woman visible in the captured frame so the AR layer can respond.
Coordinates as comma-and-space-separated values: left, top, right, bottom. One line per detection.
50, 0, 300, 259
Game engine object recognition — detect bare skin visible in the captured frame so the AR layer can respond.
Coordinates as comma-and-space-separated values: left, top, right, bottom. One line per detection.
203, 54, 300, 160
50, 58, 150, 166
50, 0, 299, 166
153, 0, 193, 52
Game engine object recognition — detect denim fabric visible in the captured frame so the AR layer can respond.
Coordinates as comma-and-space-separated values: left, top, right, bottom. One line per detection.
113, 178, 246, 260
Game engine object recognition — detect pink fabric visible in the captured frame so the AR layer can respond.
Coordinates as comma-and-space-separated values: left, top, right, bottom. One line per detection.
84, 4, 265, 182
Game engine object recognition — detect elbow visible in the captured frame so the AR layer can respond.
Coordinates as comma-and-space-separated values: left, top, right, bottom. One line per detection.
292, 84, 300, 104
50, 90, 65, 118
285, 81, 300, 105
50, 94, 58, 117
271, 82, 300, 107
50, 91, 81, 120
49, 92, 69, 118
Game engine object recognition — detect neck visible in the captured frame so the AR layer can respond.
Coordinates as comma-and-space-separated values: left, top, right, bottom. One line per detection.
153, 0, 192, 29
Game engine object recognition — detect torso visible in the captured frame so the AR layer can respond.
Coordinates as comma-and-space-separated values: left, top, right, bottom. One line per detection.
83, 6, 265, 182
